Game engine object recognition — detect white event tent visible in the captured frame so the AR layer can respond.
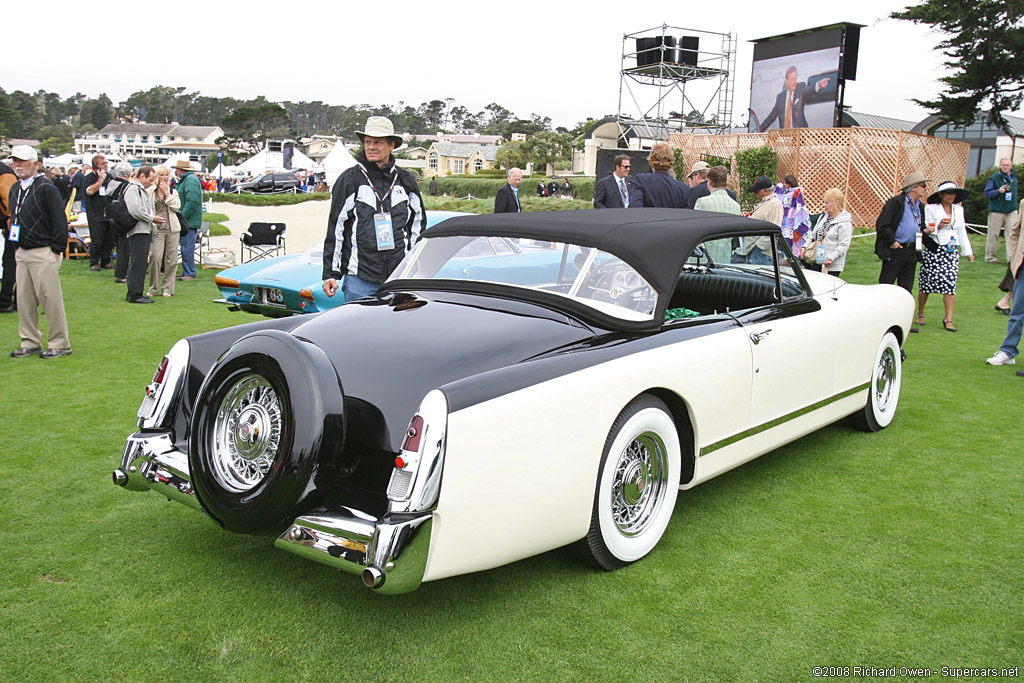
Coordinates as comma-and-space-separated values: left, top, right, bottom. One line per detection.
235, 146, 316, 176
321, 144, 357, 188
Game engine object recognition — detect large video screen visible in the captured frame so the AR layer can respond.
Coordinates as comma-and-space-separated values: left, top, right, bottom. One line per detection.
748, 27, 844, 133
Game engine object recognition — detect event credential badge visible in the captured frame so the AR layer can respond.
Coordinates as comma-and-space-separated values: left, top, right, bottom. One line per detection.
374, 212, 395, 250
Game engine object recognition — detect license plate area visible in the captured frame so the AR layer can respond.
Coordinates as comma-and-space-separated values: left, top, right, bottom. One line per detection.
255, 286, 286, 307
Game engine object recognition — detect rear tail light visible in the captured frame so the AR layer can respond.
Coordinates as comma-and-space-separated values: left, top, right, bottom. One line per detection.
386, 391, 448, 512
152, 357, 169, 385
138, 339, 190, 426
402, 415, 424, 452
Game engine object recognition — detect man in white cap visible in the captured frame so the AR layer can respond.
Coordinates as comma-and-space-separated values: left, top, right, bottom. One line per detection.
686, 160, 737, 208
322, 116, 425, 302
6, 145, 72, 358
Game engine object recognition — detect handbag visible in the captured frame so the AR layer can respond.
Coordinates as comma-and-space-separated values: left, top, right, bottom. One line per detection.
802, 236, 822, 264
175, 211, 189, 237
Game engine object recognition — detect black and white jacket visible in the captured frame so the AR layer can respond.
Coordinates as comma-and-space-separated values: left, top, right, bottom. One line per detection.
322, 151, 425, 285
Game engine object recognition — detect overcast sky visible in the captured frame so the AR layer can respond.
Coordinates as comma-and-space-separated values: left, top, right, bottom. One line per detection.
7, 1, 991, 131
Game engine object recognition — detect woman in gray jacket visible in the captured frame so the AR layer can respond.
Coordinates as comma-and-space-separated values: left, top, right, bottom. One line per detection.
801, 188, 853, 277
124, 165, 164, 303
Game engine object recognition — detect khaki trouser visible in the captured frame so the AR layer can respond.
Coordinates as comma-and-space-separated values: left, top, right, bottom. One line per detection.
1006, 203, 1023, 264
986, 210, 1019, 262
148, 226, 179, 296
15, 246, 70, 350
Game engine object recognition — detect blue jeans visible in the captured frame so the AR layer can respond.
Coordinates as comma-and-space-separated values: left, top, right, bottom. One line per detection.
342, 274, 380, 303
179, 228, 197, 278
999, 276, 1024, 358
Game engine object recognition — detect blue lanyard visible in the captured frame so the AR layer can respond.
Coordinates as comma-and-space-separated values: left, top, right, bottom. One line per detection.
905, 196, 920, 222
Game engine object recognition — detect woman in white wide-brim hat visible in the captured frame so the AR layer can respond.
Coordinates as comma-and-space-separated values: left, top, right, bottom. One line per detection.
917, 180, 974, 332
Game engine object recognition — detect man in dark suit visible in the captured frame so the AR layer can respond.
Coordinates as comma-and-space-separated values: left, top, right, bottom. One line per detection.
758, 66, 832, 132
629, 143, 689, 209
593, 155, 632, 209
494, 167, 523, 213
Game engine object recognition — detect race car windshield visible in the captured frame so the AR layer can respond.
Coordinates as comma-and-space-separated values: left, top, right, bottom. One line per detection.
389, 235, 657, 320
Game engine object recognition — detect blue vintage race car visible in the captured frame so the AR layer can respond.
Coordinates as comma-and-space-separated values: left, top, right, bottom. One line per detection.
214, 211, 471, 317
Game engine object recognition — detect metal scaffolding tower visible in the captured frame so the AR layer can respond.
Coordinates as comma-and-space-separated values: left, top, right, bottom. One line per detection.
617, 25, 736, 146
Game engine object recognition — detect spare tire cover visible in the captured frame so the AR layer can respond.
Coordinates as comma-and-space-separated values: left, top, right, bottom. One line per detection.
189, 329, 345, 534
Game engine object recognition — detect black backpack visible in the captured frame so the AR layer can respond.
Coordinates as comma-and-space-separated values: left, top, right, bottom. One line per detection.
104, 180, 138, 236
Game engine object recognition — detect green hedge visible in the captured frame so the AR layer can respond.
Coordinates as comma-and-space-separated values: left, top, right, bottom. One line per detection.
205, 192, 330, 207
428, 177, 596, 202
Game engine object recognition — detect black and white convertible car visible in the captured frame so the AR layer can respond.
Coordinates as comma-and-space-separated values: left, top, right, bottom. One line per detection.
115, 209, 914, 593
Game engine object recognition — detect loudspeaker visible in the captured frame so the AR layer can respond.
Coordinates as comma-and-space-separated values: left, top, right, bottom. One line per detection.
841, 26, 860, 81
282, 141, 294, 170
661, 36, 678, 64
636, 37, 658, 66
679, 36, 699, 66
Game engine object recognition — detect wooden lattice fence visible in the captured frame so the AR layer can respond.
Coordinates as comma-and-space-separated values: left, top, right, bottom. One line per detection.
667, 128, 970, 226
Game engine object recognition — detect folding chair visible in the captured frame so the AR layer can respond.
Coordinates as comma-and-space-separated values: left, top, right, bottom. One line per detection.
197, 221, 211, 265
240, 222, 286, 262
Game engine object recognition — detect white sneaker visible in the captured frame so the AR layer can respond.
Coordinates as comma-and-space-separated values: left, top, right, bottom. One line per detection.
987, 351, 1016, 366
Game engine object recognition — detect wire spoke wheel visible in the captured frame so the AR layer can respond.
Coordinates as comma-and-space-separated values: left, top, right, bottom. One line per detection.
610, 432, 668, 536
211, 374, 283, 492
581, 395, 680, 570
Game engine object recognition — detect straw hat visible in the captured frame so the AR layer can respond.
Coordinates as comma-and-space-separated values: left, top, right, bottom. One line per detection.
355, 116, 404, 148
901, 171, 930, 192
171, 159, 195, 172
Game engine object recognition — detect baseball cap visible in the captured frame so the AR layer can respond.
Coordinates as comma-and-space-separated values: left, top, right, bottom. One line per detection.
7, 145, 39, 162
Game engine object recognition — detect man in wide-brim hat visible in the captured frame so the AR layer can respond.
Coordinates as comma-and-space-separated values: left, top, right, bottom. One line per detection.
172, 158, 203, 281
321, 116, 424, 303
355, 116, 404, 151
874, 170, 934, 298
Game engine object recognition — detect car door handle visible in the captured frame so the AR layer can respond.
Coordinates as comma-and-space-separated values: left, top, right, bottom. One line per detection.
749, 329, 772, 345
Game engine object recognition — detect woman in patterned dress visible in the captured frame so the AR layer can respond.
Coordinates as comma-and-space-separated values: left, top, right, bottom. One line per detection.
917, 181, 974, 332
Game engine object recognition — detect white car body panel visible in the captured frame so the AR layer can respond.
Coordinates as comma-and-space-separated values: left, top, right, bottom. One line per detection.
424, 279, 913, 582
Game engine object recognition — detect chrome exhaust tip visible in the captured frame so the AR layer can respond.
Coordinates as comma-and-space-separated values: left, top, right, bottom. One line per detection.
362, 566, 385, 589
113, 469, 129, 487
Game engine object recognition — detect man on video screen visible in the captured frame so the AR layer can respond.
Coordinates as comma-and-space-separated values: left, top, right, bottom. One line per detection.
758, 66, 831, 131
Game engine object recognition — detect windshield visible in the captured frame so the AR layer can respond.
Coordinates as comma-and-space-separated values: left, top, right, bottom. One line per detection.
304, 238, 325, 257
389, 235, 657, 321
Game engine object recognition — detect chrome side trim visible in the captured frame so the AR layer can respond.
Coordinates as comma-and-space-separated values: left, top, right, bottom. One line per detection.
275, 507, 433, 594
138, 339, 190, 429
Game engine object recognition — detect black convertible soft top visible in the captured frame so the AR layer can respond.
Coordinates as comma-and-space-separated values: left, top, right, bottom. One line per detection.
424, 208, 780, 295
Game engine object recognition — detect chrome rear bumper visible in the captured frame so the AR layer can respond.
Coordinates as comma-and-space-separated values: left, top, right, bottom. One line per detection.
114, 431, 431, 594
115, 431, 202, 512
275, 507, 432, 594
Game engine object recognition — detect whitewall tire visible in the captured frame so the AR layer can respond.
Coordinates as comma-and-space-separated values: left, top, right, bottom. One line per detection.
849, 331, 902, 432
581, 395, 680, 570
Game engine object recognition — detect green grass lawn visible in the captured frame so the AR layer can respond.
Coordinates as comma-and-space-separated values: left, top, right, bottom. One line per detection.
0, 232, 1020, 681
